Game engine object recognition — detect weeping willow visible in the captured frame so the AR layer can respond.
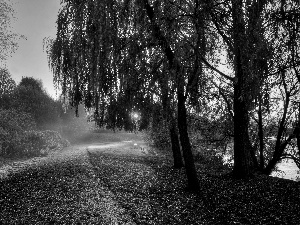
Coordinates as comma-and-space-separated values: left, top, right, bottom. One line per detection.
46, 0, 209, 130
46, 0, 121, 116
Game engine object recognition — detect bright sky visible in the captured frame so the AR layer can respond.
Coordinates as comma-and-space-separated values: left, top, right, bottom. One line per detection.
6, 0, 61, 99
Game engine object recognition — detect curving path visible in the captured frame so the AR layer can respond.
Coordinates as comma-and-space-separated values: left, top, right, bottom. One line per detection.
0, 132, 154, 224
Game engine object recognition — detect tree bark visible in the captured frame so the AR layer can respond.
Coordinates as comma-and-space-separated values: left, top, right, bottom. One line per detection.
258, 99, 265, 170
231, 0, 255, 178
143, 0, 199, 191
169, 118, 184, 168
233, 83, 255, 178
177, 73, 200, 191
264, 94, 290, 175
159, 66, 184, 169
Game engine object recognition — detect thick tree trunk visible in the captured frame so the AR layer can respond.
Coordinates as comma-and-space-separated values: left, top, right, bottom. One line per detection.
169, 119, 184, 168
233, 87, 255, 178
143, 0, 199, 191
232, 0, 255, 178
177, 75, 200, 192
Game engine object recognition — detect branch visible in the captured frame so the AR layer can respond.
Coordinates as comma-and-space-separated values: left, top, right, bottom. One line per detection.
211, 80, 234, 119
210, 12, 233, 52
200, 55, 234, 81
280, 153, 300, 169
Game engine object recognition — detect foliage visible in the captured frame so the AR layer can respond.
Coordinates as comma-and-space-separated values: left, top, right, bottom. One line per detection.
0, 108, 36, 156
20, 130, 70, 157
45, 0, 300, 179
144, 121, 170, 150
0, 67, 16, 109
60, 104, 94, 143
0, 67, 15, 95
0, 107, 69, 158
0, 0, 24, 63
11, 77, 62, 130
142, 103, 171, 150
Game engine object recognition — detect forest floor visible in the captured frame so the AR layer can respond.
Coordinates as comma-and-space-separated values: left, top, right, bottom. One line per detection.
0, 131, 300, 224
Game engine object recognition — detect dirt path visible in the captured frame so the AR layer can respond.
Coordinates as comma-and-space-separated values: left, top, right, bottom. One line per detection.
0, 133, 155, 224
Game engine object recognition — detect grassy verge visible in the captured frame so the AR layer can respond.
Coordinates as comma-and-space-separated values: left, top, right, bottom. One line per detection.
89, 152, 300, 225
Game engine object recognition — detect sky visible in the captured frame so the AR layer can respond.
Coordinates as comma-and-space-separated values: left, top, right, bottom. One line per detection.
6, 0, 61, 99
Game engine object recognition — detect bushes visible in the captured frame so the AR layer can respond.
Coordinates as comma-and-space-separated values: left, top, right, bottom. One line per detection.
0, 109, 36, 156
0, 75, 71, 158
144, 120, 171, 150
20, 130, 70, 157
0, 109, 69, 158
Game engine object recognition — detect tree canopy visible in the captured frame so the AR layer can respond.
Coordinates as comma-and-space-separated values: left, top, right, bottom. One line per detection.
0, 0, 24, 63
47, 0, 300, 190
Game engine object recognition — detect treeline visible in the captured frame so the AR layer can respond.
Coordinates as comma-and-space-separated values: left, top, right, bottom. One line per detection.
0, 68, 87, 157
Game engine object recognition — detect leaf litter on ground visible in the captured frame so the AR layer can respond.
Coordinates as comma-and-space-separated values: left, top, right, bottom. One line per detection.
1, 136, 300, 224
88, 151, 300, 225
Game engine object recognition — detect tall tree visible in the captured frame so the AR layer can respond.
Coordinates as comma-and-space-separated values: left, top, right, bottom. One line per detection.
47, 0, 205, 191
206, 0, 271, 178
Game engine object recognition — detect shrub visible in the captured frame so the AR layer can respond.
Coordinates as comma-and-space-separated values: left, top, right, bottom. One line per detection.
20, 130, 70, 157
0, 109, 69, 157
0, 109, 36, 156
20, 130, 48, 157
144, 120, 170, 150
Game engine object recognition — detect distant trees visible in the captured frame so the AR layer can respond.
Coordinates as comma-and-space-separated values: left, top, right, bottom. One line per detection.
10, 77, 62, 129
0, 75, 70, 157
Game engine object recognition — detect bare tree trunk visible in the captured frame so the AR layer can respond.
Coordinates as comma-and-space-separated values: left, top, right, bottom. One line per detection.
233, 84, 255, 178
258, 99, 265, 170
159, 67, 184, 169
296, 104, 300, 156
264, 94, 290, 175
169, 118, 184, 168
177, 74, 200, 191
143, 0, 199, 191
231, 0, 255, 178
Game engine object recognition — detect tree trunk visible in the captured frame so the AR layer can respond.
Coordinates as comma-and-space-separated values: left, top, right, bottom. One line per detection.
142, 0, 199, 191
233, 86, 255, 178
297, 104, 300, 156
169, 118, 184, 168
177, 74, 200, 192
258, 99, 265, 170
158, 66, 184, 169
264, 95, 290, 175
232, 0, 255, 178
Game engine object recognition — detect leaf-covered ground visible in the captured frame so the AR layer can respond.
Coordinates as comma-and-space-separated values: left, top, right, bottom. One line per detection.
0, 131, 300, 224
88, 152, 300, 224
